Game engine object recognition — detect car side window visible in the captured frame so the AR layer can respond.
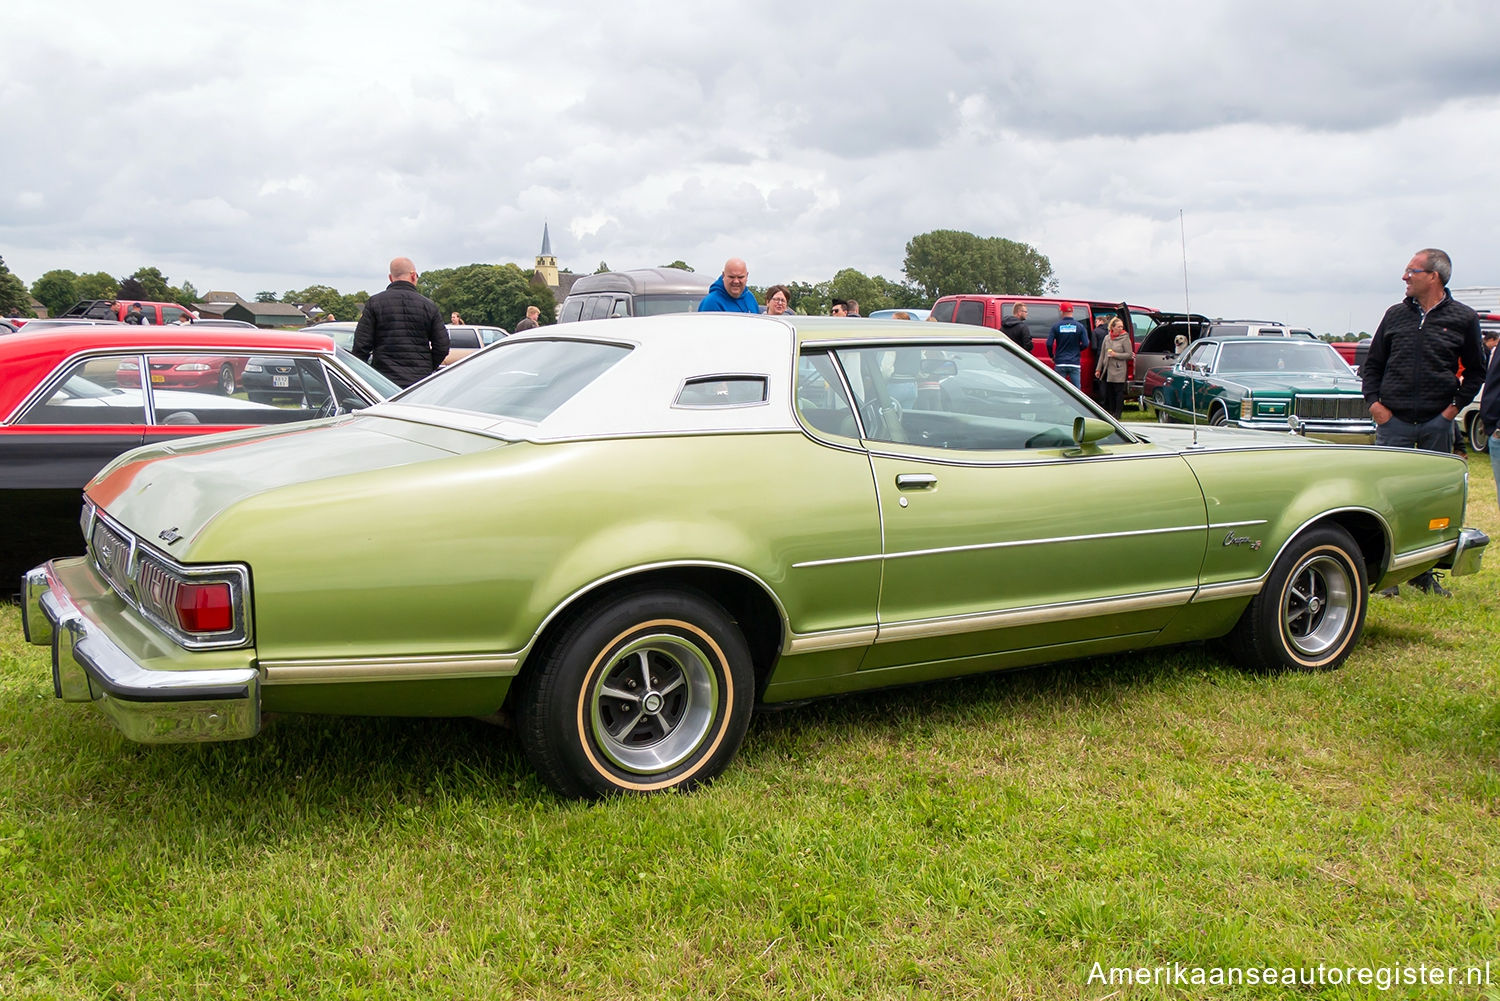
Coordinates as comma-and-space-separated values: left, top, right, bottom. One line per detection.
147, 354, 330, 426
833, 343, 1105, 451
16, 356, 147, 426
560, 298, 584, 322
795, 349, 859, 440
930, 300, 956, 323
954, 300, 985, 326
448, 328, 481, 349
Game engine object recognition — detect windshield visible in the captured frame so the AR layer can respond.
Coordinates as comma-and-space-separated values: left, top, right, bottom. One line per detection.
395, 339, 630, 422
1216, 341, 1352, 375
632, 295, 701, 317
335, 347, 400, 399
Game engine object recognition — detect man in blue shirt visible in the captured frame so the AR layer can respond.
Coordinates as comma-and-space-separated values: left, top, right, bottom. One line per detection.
698, 258, 760, 313
1046, 303, 1088, 388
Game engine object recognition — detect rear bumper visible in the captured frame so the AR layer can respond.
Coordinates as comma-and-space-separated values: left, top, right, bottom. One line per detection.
23, 560, 261, 743
1437, 527, 1489, 577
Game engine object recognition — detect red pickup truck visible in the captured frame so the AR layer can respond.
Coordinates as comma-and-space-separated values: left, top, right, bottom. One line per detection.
62, 299, 197, 325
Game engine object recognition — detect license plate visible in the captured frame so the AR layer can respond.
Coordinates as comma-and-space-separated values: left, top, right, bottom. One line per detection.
151, 374, 164, 384
272, 375, 290, 388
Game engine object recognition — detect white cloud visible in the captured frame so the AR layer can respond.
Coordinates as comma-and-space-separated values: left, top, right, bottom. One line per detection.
4, 0, 1499, 332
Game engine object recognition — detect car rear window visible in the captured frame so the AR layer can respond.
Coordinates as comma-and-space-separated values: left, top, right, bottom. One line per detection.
396, 339, 630, 422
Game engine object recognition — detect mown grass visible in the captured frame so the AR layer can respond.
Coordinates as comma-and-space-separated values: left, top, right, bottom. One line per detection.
2, 450, 1497, 999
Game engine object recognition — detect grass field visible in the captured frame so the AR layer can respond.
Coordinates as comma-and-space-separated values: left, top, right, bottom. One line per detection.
2, 445, 1497, 999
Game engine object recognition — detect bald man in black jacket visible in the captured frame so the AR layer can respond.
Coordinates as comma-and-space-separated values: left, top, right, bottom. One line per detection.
352, 256, 449, 387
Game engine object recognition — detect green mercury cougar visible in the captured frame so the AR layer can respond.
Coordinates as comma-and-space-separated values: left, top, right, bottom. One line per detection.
23, 315, 1488, 798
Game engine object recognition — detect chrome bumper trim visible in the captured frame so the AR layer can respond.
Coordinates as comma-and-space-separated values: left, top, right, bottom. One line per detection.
26, 561, 260, 743
1438, 527, 1488, 577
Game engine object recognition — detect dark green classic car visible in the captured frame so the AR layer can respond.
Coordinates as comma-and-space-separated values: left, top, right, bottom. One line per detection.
1151, 336, 1376, 442
23, 316, 1485, 798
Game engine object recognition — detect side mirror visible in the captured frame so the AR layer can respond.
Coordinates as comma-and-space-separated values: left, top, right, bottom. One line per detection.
1287, 414, 1306, 437
1069, 417, 1113, 454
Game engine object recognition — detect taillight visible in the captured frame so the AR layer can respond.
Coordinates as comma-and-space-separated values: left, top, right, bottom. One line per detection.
174, 581, 234, 633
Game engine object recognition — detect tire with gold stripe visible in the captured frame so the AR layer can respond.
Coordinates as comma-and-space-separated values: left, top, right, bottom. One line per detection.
518, 588, 754, 798
1229, 524, 1367, 673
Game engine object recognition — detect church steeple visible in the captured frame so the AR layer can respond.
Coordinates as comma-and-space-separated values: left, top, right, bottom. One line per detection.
535, 222, 558, 287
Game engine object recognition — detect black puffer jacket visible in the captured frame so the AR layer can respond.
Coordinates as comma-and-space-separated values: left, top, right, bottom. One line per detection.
352, 280, 449, 388
1360, 291, 1483, 421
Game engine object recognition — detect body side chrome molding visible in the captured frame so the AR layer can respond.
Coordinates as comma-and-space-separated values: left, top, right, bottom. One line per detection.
875, 587, 1199, 643
261, 654, 520, 685
793, 522, 1221, 569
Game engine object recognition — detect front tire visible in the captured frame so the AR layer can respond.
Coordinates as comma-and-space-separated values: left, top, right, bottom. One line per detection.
517, 588, 754, 799
1209, 406, 1228, 427
1228, 524, 1367, 672
217, 363, 236, 395
1154, 392, 1173, 423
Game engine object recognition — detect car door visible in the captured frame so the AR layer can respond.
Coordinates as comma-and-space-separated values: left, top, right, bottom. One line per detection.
0, 353, 151, 579
828, 341, 1209, 673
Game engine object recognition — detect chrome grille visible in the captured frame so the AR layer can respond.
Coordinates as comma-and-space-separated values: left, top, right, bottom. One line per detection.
135, 556, 177, 620
1293, 395, 1367, 421
90, 518, 135, 594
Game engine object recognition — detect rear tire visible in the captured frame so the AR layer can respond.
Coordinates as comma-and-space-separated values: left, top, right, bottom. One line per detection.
217, 363, 236, 395
1468, 414, 1489, 454
1154, 392, 1173, 423
517, 588, 754, 799
1227, 524, 1367, 673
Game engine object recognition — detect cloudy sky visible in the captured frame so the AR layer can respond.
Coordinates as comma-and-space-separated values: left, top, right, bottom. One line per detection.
6, 1, 1500, 333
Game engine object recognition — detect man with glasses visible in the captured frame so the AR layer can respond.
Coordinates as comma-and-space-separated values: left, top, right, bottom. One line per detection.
1362, 248, 1484, 596
697, 258, 760, 313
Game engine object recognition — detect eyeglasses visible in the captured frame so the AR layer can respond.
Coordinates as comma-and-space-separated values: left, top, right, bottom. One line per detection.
1402, 268, 1432, 278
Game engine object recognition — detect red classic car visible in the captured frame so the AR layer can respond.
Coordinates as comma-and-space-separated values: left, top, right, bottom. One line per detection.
0, 325, 398, 590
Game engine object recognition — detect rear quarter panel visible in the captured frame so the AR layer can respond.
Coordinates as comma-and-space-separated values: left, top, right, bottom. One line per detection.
183, 432, 882, 665
1181, 442, 1466, 585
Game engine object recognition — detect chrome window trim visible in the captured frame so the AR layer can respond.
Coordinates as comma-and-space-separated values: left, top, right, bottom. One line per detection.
671, 373, 772, 410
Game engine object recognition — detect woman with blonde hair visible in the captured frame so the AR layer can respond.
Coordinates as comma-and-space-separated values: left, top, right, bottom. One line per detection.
1094, 316, 1135, 419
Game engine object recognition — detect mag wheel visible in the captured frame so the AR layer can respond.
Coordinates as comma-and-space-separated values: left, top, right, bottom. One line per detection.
217, 363, 236, 395
1228, 524, 1367, 673
518, 588, 754, 799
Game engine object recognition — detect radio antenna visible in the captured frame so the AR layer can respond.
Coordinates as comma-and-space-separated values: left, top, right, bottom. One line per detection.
1181, 209, 1200, 446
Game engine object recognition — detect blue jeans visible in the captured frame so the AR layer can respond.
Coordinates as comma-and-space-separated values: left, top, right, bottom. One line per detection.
1056, 364, 1081, 388
1375, 413, 1452, 453
1491, 430, 1500, 509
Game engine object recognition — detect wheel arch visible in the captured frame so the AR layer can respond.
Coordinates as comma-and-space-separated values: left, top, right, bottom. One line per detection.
1277, 508, 1389, 588
513, 563, 786, 701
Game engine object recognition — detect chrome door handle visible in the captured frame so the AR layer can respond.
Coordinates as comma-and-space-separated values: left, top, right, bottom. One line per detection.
895, 473, 938, 490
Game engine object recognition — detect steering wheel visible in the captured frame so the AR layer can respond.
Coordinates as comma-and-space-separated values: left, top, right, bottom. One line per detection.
315, 397, 340, 419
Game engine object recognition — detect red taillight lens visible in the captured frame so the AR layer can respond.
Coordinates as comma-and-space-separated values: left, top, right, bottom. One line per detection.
174, 581, 234, 633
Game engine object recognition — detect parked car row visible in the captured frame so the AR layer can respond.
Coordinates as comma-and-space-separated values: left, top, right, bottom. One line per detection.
0, 325, 398, 587
18, 313, 1487, 800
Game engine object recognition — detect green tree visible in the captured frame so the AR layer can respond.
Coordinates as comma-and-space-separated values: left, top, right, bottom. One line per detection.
660, 260, 694, 272
255, 291, 280, 303
126, 266, 171, 302
0, 257, 33, 316
284, 284, 355, 321
169, 280, 199, 307
594, 261, 611, 274
30, 269, 79, 317
902, 230, 1057, 300
76, 272, 119, 300
119, 278, 146, 300
430, 263, 556, 328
